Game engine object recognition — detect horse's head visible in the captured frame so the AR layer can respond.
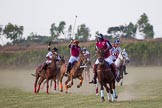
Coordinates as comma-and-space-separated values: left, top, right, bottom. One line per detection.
52, 53, 58, 62
97, 49, 105, 64
118, 48, 130, 63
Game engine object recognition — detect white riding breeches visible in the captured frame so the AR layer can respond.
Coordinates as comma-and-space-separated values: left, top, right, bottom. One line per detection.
45, 60, 52, 64
68, 56, 79, 64
95, 56, 114, 65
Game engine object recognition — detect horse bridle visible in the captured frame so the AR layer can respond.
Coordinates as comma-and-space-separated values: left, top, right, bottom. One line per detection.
118, 51, 127, 62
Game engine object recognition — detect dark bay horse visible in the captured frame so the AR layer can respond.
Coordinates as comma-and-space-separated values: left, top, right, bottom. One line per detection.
34, 53, 58, 94
96, 49, 118, 102
59, 52, 86, 93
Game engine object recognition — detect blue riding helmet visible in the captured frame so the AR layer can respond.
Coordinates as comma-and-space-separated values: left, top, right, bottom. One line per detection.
114, 39, 120, 44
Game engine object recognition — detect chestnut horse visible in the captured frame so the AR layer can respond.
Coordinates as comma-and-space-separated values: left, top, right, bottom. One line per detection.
34, 53, 58, 94
39, 56, 65, 90
59, 52, 86, 93
96, 49, 118, 102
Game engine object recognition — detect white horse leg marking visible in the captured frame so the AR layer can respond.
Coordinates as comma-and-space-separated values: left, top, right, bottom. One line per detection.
107, 93, 111, 101
101, 90, 104, 98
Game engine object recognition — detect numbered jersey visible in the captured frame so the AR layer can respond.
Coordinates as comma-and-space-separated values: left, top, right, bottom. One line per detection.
110, 47, 122, 59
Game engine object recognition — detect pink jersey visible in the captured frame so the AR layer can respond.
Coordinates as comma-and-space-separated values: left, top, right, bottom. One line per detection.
96, 39, 111, 58
70, 45, 81, 57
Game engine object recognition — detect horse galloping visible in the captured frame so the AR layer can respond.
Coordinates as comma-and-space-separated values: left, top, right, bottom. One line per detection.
59, 52, 86, 93
96, 49, 118, 102
40, 56, 66, 90
34, 53, 58, 94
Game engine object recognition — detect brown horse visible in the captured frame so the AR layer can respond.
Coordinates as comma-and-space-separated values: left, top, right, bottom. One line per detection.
34, 53, 58, 94
96, 49, 118, 102
59, 52, 86, 93
39, 56, 66, 90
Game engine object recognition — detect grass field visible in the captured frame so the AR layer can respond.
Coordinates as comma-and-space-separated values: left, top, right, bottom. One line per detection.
0, 66, 162, 108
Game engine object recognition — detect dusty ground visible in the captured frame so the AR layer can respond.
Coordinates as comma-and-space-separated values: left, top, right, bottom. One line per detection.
0, 66, 162, 101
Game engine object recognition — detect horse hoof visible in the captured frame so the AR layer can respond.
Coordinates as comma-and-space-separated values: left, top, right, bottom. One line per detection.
101, 97, 105, 102
115, 95, 118, 99
65, 91, 68, 94
60, 90, 63, 92
77, 85, 80, 88
109, 100, 112, 102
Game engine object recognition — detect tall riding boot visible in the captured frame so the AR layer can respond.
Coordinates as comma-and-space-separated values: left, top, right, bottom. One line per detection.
89, 64, 98, 84
64, 63, 71, 77
39, 63, 47, 73
123, 65, 128, 75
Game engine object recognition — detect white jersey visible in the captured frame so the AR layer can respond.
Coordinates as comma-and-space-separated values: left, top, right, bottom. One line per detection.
83, 50, 90, 61
45, 51, 53, 64
110, 46, 122, 60
83, 50, 90, 57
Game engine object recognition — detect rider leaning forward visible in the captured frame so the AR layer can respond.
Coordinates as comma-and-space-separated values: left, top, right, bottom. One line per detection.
89, 33, 117, 84
39, 46, 60, 73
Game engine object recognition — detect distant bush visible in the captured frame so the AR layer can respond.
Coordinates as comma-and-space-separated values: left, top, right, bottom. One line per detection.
0, 41, 162, 68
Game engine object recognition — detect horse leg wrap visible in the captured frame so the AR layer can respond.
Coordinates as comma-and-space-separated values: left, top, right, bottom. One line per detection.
101, 90, 104, 98
111, 94, 114, 102
107, 93, 111, 101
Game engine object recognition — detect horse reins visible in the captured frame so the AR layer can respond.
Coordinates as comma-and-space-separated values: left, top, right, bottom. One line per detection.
84, 54, 97, 66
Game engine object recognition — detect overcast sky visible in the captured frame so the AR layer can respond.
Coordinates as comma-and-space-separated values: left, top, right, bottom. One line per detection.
0, 0, 162, 44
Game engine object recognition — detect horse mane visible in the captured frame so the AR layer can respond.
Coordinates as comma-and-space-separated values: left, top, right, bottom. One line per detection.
97, 49, 105, 57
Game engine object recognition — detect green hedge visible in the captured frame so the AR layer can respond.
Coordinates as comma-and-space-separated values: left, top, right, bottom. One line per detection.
0, 41, 162, 68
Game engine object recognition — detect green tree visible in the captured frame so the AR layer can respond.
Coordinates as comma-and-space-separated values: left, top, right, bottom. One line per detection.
50, 23, 58, 40
137, 13, 154, 39
125, 22, 137, 38
67, 25, 72, 39
107, 26, 120, 37
50, 21, 66, 40
58, 21, 66, 34
3, 23, 24, 44
75, 24, 90, 42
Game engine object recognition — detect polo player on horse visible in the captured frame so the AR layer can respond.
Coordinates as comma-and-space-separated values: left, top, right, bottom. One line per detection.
89, 33, 117, 84
39, 47, 61, 73
110, 39, 128, 75
64, 39, 82, 76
